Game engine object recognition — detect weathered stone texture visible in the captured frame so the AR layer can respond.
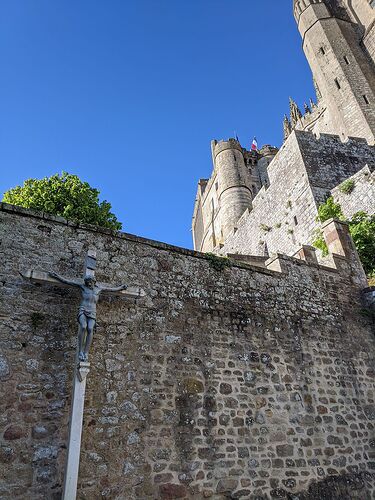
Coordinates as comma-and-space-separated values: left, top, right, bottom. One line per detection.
363, 23, 375, 67
1, 204, 375, 499
331, 165, 375, 218
294, 1, 375, 145
217, 131, 374, 258
217, 132, 317, 257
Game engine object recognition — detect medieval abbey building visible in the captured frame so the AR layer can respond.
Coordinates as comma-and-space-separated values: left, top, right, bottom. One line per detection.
192, 0, 375, 260
1, 1, 375, 499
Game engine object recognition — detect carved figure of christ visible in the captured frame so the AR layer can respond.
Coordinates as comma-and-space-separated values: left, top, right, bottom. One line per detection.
21, 248, 145, 364
48, 272, 127, 361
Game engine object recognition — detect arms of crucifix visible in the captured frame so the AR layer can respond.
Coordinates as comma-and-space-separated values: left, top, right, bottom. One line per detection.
99, 284, 128, 293
49, 271, 80, 287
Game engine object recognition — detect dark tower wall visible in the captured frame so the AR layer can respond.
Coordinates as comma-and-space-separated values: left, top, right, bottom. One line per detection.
293, 0, 375, 144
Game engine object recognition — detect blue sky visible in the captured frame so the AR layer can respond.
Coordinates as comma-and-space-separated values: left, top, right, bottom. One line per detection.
0, 0, 315, 249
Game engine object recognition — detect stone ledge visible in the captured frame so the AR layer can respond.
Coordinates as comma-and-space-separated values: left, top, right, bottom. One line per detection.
0, 203, 351, 280
0, 203, 277, 276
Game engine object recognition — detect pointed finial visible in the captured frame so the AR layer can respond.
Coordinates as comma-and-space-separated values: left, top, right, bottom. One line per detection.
289, 97, 302, 126
283, 115, 292, 141
304, 102, 311, 114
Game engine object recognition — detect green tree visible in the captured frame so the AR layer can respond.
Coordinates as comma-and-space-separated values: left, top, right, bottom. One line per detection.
348, 211, 375, 278
2, 172, 122, 230
313, 197, 375, 278
316, 196, 344, 223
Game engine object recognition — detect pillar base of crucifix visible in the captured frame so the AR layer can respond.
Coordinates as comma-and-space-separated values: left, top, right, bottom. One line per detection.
77, 361, 90, 382
62, 360, 91, 500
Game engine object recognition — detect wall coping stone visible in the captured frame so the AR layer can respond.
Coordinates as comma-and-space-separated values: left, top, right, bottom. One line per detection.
0, 203, 346, 280
0, 202, 278, 276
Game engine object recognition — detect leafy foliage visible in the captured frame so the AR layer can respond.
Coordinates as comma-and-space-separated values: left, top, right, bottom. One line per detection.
205, 253, 231, 271
312, 229, 329, 257
313, 197, 375, 277
316, 196, 344, 223
348, 211, 375, 277
339, 179, 355, 195
2, 172, 122, 230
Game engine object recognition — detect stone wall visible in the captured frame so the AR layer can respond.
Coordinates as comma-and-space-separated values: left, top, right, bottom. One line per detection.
1, 203, 375, 499
363, 24, 375, 66
331, 165, 375, 218
218, 131, 374, 258
219, 132, 320, 257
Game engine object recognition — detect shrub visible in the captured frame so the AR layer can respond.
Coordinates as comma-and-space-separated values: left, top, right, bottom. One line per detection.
3, 172, 122, 230
349, 211, 375, 277
339, 179, 355, 194
316, 196, 344, 223
313, 199, 375, 276
312, 229, 329, 257
205, 253, 231, 271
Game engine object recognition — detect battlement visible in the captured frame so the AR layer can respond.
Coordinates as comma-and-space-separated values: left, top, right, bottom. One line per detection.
293, 0, 326, 22
211, 138, 243, 161
293, 128, 374, 146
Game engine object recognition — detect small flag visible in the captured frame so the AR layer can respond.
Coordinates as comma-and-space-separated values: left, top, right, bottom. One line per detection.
251, 137, 258, 151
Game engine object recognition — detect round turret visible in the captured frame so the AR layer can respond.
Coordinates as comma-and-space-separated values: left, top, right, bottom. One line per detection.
258, 145, 279, 158
257, 145, 278, 189
212, 139, 253, 240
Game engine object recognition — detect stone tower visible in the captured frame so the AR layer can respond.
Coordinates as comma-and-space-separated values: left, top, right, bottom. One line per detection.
293, 0, 375, 144
210, 139, 253, 242
192, 139, 254, 253
192, 139, 281, 253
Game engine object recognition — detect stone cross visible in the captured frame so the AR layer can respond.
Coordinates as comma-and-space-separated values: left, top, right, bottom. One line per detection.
21, 250, 145, 500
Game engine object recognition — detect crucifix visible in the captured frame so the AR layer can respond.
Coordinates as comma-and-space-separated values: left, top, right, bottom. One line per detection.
21, 249, 145, 500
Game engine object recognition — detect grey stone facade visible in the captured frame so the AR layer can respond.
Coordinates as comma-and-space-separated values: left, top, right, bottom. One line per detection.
194, 130, 374, 259
292, 0, 375, 144
331, 165, 375, 218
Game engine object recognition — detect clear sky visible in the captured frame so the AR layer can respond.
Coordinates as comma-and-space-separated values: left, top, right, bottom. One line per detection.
0, 0, 315, 249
